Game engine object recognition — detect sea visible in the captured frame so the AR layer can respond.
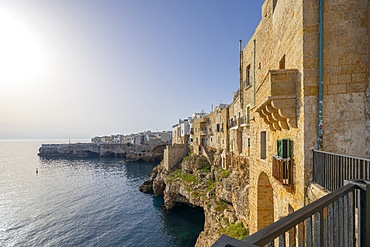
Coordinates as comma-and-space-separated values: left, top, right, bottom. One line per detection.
0, 140, 204, 247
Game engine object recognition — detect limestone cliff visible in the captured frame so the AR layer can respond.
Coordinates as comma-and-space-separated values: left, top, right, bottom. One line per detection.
140, 152, 250, 247
38, 143, 166, 161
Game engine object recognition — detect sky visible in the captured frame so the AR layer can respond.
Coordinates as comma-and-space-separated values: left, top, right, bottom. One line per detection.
0, 0, 264, 140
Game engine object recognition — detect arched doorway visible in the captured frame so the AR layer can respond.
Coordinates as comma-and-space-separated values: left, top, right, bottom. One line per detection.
257, 172, 274, 230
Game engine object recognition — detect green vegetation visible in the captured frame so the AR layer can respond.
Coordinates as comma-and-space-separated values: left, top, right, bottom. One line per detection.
167, 169, 198, 184
180, 173, 198, 183
219, 223, 249, 240
195, 156, 210, 169
214, 200, 229, 212
167, 169, 182, 182
200, 164, 211, 173
207, 180, 216, 191
220, 169, 231, 178
182, 152, 193, 162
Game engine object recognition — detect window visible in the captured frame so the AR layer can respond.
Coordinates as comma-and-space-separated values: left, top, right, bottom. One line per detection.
216, 124, 220, 132
247, 106, 250, 123
277, 138, 290, 158
245, 65, 251, 87
247, 137, 251, 156
261, 131, 266, 159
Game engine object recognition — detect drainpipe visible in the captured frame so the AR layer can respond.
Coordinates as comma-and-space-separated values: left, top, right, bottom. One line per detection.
318, 0, 324, 150
253, 39, 256, 107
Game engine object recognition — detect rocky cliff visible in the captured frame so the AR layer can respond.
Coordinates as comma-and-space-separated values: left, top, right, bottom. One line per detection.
140, 152, 251, 246
38, 143, 166, 161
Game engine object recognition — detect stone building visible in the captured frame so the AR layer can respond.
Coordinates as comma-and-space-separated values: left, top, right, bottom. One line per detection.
238, 0, 369, 234
184, 0, 369, 236
190, 114, 209, 155
172, 118, 191, 145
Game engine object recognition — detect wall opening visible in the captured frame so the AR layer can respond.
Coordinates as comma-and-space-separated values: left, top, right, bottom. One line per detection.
273, 0, 278, 13
257, 172, 274, 230
279, 55, 286, 69
260, 131, 267, 159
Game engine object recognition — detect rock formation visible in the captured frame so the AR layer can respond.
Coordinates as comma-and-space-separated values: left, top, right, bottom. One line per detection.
140, 152, 251, 246
38, 143, 166, 161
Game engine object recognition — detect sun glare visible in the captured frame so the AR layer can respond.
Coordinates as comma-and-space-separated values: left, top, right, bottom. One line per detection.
0, 10, 46, 89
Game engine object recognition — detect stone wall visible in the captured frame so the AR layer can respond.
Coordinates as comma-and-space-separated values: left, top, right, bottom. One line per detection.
163, 144, 188, 171
244, 0, 306, 233
238, 0, 369, 234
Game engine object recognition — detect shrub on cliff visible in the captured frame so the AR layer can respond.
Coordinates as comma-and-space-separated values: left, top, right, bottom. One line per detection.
219, 222, 249, 240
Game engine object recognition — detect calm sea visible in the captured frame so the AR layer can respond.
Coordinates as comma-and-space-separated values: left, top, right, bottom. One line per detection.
0, 141, 204, 247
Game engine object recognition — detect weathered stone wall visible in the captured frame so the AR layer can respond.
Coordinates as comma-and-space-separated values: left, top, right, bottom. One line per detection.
244, 0, 369, 234
163, 144, 188, 171
243, 0, 306, 233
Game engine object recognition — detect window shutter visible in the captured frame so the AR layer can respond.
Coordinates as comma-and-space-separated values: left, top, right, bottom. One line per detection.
282, 138, 290, 158
277, 139, 283, 157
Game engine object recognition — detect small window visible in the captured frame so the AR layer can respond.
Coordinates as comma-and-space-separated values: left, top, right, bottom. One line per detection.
261, 131, 266, 159
216, 124, 220, 132
247, 106, 250, 123
245, 65, 251, 87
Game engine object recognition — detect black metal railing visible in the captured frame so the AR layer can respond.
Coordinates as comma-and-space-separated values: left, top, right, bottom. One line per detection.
230, 120, 238, 128
272, 156, 293, 186
212, 180, 370, 247
313, 150, 370, 191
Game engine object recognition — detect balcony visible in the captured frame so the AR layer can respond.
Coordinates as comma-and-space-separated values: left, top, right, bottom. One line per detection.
239, 116, 250, 127
255, 69, 298, 131
230, 120, 238, 130
213, 179, 370, 246
200, 130, 208, 136
272, 155, 293, 186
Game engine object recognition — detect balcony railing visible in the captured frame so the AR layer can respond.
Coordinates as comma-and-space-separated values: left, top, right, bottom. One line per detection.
313, 149, 370, 191
230, 120, 238, 129
239, 116, 250, 127
272, 156, 293, 186
200, 130, 207, 136
212, 179, 370, 246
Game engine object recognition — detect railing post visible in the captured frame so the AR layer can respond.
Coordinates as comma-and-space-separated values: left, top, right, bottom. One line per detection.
357, 180, 370, 247
312, 149, 316, 182
346, 180, 370, 246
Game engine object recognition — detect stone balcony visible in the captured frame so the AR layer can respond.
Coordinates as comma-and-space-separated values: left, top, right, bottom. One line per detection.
255, 69, 299, 131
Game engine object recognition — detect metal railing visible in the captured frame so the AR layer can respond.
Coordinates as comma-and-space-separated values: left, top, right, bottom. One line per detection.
313, 150, 370, 191
212, 180, 370, 247
230, 120, 238, 128
272, 156, 293, 186
239, 116, 249, 126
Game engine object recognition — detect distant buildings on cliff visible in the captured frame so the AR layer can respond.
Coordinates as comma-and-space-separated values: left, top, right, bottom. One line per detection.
91, 130, 172, 146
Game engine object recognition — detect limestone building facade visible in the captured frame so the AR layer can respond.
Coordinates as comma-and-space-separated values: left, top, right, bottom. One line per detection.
184, 0, 369, 235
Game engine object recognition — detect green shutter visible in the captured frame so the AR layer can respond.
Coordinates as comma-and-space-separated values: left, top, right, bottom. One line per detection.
282, 138, 290, 158
277, 138, 290, 158
277, 140, 283, 157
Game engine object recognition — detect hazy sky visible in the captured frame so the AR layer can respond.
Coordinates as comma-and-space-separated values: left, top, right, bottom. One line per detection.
0, 0, 264, 140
